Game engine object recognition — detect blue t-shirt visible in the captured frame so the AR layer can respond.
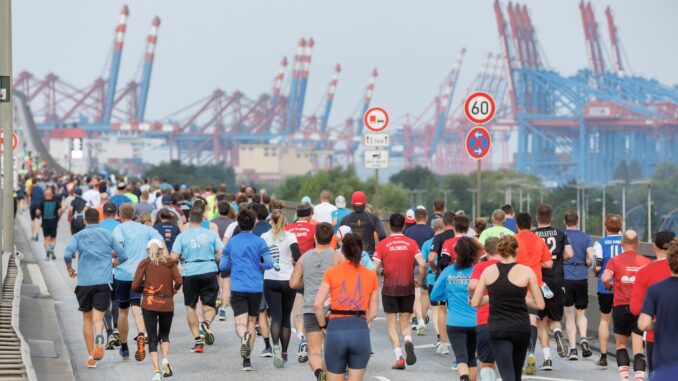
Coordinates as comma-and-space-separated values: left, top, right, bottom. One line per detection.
100, 218, 120, 233
404, 224, 435, 249
30, 185, 44, 206
594, 235, 622, 294
154, 222, 181, 254
252, 221, 272, 237
172, 227, 223, 277
220, 232, 273, 293
504, 217, 517, 233
110, 194, 133, 208
641, 277, 678, 373
64, 224, 128, 286
360, 251, 376, 270
564, 229, 592, 281
331, 208, 351, 231
430, 265, 476, 327
421, 237, 436, 286
112, 221, 163, 281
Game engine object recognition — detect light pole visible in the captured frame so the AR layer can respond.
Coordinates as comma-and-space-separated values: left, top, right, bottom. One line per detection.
607, 179, 627, 231
601, 184, 606, 236
631, 179, 652, 242
467, 188, 477, 221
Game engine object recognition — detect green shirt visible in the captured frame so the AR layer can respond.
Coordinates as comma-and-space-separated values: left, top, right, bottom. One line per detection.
478, 225, 514, 245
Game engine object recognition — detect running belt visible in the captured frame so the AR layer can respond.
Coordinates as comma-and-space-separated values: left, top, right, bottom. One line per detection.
185, 259, 215, 263
330, 309, 366, 317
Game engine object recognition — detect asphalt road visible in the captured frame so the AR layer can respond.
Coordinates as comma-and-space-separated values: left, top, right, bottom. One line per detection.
19, 210, 622, 381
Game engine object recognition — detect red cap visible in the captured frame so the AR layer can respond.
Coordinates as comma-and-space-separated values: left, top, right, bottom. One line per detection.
351, 191, 366, 207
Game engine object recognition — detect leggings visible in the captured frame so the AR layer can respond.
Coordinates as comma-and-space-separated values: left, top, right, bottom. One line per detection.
104, 284, 119, 332
489, 330, 530, 381
447, 325, 478, 367
142, 309, 174, 353
263, 279, 296, 352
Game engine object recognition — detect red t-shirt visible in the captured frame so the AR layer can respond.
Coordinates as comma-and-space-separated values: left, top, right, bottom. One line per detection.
440, 237, 461, 262
604, 250, 651, 307
629, 259, 670, 342
285, 221, 316, 255
515, 231, 551, 285
470, 259, 500, 326
373, 234, 421, 297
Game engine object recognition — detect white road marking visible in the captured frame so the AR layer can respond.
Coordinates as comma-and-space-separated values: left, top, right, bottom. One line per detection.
374, 377, 392, 381
413, 343, 436, 349
522, 376, 583, 381
27, 263, 49, 296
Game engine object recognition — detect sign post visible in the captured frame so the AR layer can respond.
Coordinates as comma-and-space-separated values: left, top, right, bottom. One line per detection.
464, 92, 495, 218
363, 107, 390, 209
0, 0, 13, 291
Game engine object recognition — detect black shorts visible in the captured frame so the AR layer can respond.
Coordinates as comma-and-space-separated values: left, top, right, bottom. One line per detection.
303, 313, 322, 334
113, 278, 142, 309
220, 269, 231, 278
613, 305, 642, 336
183, 272, 219, 308
564, 279, 589, 310
427, 285, 446, 306
538, 280, 564, 321
75, 284, 112, 312
70, 220, 85, 236
598, 292, 614, 314
475, 324, 495, 364
231, 291, 262, 317
382, 294, 415, 314
30, 205, 39, 220
42, 219, 58, 238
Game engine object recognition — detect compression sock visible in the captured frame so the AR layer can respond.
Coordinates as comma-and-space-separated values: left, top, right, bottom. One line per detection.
543, 347, 552, 361
617, 349, 630, 381
264, 338, 271, 350
529, 325, 538, 353
633, 353, 646, 381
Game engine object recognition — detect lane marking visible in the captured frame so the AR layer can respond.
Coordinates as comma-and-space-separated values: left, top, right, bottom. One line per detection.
413, 343, 436, 349
523, 376, 583, 381
374, 377, 392, 381
27, 263, 49, 296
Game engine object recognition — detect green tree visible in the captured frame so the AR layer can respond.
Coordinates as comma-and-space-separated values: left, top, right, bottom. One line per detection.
144, 160, 236, 190
614, 161, 629, 182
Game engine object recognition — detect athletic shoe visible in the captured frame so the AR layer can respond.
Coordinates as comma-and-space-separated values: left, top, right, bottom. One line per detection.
404, 341, 417, 366
479, 367, 497, 381
525, 353, 537, 375
568, 348, 579, 361
440, 344, 450, 355
218, 309, 226, 321
120, 344, 130, 361
434, 340, 441, 350
580, 339, 593, 358
86, 358, 96, 368
554, 330, 569, 358
391, 357, 406, 370
106, 334, 116, 350
93, 334, 105, 361
411, 317, 418, 331
255, 324, 262, 336
424, 315, 430, 325
162, 358, 173, 377
242, 358, 253, 371
200, 321, 214, 345
241, 332, 252, 358
135, 334, 146, 361
152, 371, 162, 381
541, 283, 554, 299
113, 329, 121, 347
272, 345, 284, 368
260, 347, 273, 358
416, 323, 426, 336
540, 359, 553, 371
451, 359, 458, 370
298, 337, 308, 363
190, 343, 204, 353
316, 369, 328, 381
596, 354, 608, 368
199, 327, 205, 341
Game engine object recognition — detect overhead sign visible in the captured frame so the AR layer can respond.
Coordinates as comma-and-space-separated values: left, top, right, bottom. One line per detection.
364, 133, 390, 147
464, 91, 496, 125
363, 107, 389, 132
465, 126, 492, 160
0, 130, 18, 153
364, 149, 389, 169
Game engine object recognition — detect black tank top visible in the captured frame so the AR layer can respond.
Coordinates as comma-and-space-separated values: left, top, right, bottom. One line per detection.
487, 262, 530, 333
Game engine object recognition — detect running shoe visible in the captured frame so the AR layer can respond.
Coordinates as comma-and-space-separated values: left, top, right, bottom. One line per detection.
272, 345, 284, 368
568, 348, 579, 361
113, 329, 121, 347
242, 358, 253, 371
218, 309, 226, 321
580, 339, 593, 358
200, 321, 215, 345
540, 359, 553, 371
411, 317, 418, 331
554, 330, 569, 358
162, 358, 173, 377
416, 323, 426, 336
241, 332, 252, 358
135, 334, 146, 361
298, 337, 308, 363
86, 357, 96, 368
93, 334, 105, 361
391, 357, 406, 370
525, 353, 537, 375
596, 354, 608, 368
404, 340, 417, 366
424, 315, 430, 325
199, 327, 205, 341
450, 359, 458, 370
255, 324, 262, 336
316, 369, 328, 381
479, 367, 497, 381
260, 347, 273, 358
190, 342, 204, 353
440, 344, 450, 355
541, 283, 554, 299
152, 371, 162, 381
120, 344, 130, 361
106, 334, 116, 350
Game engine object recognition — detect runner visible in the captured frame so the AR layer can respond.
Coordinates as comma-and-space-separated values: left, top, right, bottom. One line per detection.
134, 191, 156, 220
593, 214, 623, 368
110, 182, 133, 208
312, 190, 337, 224
373, 212, 427, 370
471, 235, 545, 381
64, 208, 128, 368
132, 239, 182, 381
428, 211, 455, 351
38, 187, 62, 259
170, 206, 223, 353
330, 195, 350, 231
501, 204, 517, 233
112, 204, 164, 361
427, 197, 445, 227
534, 204, 573, 369
150, 195, 183, 224
430, 236, 480, 381
602, 230, 651, 381
153, 208, 181, 253
314, 233, 379, 381
100, 201, 121, 350
630, 231, 676, 375
514, 211, 553, 375
339, 191, 386, 256
478, 209, 514, 245
423, 219, 449, 354
219, 208, 274, 371
405, 207, 434, 336
211, 200, 235, 239
29, 175, 45, 241
211, 200, 236, 321
638, 238, 678, 381
563, 211, 594, 360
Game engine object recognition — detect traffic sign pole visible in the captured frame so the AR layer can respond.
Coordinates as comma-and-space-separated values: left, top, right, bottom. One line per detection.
0, 0, 13, 292
464, 90, 495, 219
476, 160, 481, 220
363, 107, 390, 210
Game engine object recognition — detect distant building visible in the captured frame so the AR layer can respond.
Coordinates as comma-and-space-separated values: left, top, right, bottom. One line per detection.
235, 144, 331, 184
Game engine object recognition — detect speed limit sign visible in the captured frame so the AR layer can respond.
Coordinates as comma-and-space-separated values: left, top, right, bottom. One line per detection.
464, 91, 496, 125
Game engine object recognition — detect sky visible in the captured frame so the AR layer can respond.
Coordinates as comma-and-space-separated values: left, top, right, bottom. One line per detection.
12, 0, 678, 126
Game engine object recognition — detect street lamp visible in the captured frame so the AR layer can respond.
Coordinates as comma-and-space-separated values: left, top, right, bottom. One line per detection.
568, 184, 592, 233
607, 179, 627, 232
631, 179, 652, 243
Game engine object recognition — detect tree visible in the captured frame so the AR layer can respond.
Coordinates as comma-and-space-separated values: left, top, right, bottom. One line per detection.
627, 160, 643, 181
144, 160, 236, 190
613, 161, 629, 182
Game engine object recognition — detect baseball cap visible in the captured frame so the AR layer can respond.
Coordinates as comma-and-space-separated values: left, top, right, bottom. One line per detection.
416, 205, 426, 211
161, 195, 173, 205
405, 208, 416, 224
73, 187, 83, 196
117, 182, 126, 190
103, 202, 117, 215
336, 225, 352, 240
655, 231, 676, 250
335, 195, 346, 209
351, 191, 366, 207
301, 196, 312, 206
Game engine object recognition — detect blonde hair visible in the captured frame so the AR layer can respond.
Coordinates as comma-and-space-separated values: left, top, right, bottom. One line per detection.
270, 209, 286, 240
148, 242, 167, 265
139, 212, 152, 226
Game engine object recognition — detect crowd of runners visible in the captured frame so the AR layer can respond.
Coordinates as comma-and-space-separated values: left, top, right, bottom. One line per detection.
16, 172, 678, 381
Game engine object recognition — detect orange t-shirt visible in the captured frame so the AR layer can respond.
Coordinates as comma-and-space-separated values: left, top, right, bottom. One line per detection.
323, 261, 378, 318
515, 230, 551, 285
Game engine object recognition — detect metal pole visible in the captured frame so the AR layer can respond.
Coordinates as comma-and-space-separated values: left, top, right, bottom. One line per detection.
602, 185, 606, 236
1, 0, 14, 293
583, 188, 587, 234
374, 168, 379, 210
576, 187, 581, 222
476, 160, 481, 219
471, 191, 476, 221
519, 188, 523, 212
622, 184, 626, 231
648, 184, 652, 243
526, 190, 530, 215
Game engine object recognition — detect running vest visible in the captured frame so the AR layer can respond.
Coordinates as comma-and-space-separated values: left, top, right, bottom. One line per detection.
487, 263, 529, 334
301, 249, 336, 314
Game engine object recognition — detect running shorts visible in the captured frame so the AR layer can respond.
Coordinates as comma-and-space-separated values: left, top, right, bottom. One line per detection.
447, 325, 478, 367
597, 292, 614, 314
231, 292, 262, 317
29, 205, 38, 220
427, 285, 446, 306
382, 294, 415, 314
537, 280, 564, 322
75, 284, 111, 312
219, 269, 231, 278
42, 219, 57, 238
612, 305, 642, 336
113, 278, 142, 309
475, 324, 495, 364
182, 272, 219, 308
564, 279, 589, 310
303, 313, 322, 333
324, 317, 371, 373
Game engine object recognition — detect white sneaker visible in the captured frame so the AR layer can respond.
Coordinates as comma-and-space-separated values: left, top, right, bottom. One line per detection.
416, 323, 426, 336
479, 366, 497, 381
440, 344, 450, 355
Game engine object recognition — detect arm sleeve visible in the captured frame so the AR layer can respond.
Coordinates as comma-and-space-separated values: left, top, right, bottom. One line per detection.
131, 261, 146, 293
429, 268, 448, 302
630, 268, 648, 316
291, 243, 302, 263
641, 286, 657, 316
63, 237, 78, 265
438, 253, 452, 270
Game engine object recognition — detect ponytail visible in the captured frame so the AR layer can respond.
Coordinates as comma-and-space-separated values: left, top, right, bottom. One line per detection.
341, 233, 363, 267
270, 209, 286, 240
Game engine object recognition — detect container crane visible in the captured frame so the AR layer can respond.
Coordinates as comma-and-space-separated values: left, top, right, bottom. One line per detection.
137, 16, 161, 122
103, 5, 129, 124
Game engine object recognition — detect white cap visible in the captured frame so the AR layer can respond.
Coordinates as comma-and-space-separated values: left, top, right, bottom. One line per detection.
335, 195, 346, 208
336, 225, 352, 240
406, 209, 415, 220
416, 205, 426, 211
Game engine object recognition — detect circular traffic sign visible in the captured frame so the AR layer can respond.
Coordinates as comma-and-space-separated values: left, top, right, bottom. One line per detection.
465, 126, 492, 160
363, 107, 389, 132
464, 91, 496, 125
0, 130, 18, 153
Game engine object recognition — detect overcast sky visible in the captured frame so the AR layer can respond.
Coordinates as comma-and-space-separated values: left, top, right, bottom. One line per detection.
13, 0, 678, 126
